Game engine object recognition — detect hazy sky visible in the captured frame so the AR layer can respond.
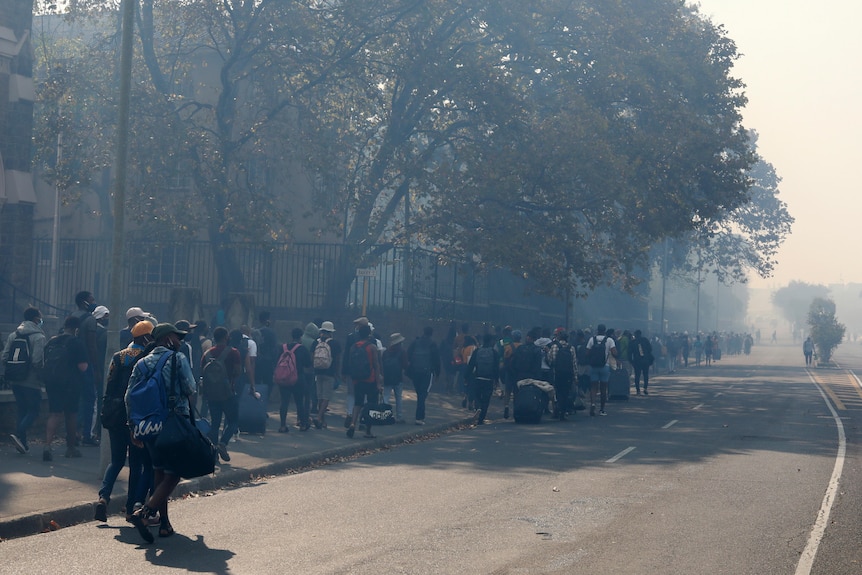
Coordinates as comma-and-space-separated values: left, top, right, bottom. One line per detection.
693, 0, 862, 290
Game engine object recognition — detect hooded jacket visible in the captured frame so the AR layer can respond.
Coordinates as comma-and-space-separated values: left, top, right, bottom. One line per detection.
1, 320, 47, 390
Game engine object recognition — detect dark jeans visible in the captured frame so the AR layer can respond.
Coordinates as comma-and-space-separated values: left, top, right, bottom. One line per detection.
279, 383, 307, 427
413, 371, 432, 421
474, 378, 494, 422
633, 363, 650, 390
99, 426, 129, 503
208, 394, 239, 446
553, 373, 573, 415
129, 443, 153, 513
11, 385, 41, 446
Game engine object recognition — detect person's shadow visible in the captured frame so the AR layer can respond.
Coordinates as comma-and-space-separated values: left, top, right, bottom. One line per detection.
116, 528, 234, 573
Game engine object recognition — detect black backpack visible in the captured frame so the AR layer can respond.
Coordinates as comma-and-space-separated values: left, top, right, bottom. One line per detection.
4, 330, 33, 382
349, 340, 373, 380
42, 334, 73, 384
409, 338, 432, 373
511, 343, 536, 377
553, 343, 575, 376
474, 347, 496, 379
588, 336, 607, 368
201, 347, 232, 401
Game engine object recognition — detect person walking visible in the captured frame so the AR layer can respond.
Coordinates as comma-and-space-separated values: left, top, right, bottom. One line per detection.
346, 324, 383, 438
466, 334, 499, 424
547, 330, 576, 420
381, 333, 408, 424
200, 326, 242, 462
42, 315, 89, 461
126, 323, 197, 543
629, 329, 653, 396
94, 320, 154, 522
312, 321, 341, 429
407, 326, 441, 426
803, 336, 814, 366
586, 324, 617, 416
2, 306, 47, 454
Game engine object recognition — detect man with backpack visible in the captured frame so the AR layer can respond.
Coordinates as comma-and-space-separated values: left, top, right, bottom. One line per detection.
586, 323, 617, 416
200, 326, 242, 461
126, 322, 197, 543
467, 334, 499, 425
2, 306, 46, 454
629, 329, 654, 395
346, 323, 383, 437
341, 316, 370, 428
407, 326, 441, 426
275, 327, 312, 432
547, 330, 576, 420
42, 315, 89, 461
499, 329, 522, 419
254, 311, 280, 390
312, 321, 340, 429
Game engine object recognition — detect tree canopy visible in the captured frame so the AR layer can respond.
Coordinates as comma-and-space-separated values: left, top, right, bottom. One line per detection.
34, 0, 775, 305
773, 281, 829, 331
808, 297, 845, 363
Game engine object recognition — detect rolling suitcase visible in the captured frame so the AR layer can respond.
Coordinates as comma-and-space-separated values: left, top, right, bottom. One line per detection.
513, 384, 546, 424
608, 367, 630, 400
238, 383, 269, 434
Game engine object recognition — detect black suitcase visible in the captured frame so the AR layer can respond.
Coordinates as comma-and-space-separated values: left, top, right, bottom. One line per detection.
608, 367, 630, 400
238, 384, 269, 434
513, 385, 547, 424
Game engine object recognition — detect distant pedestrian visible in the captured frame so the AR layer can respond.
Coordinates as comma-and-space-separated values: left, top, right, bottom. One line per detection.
2, 306, 46, 454
312, 321, 341, 429
547, 331, 576, 419
803, 336, 814, 366
381, 333, 408, 424
200, 327, 241, 462
346, 324, 383, 438
467, 334, 499, 424
407, 326, 441, 426
629, 329, 653, 396
341, 317, 369, 427
586, 324, 617, 416
278, 328, 312, 432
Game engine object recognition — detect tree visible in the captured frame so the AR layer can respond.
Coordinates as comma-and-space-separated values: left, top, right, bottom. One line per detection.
773, 281, 829, 332
808, 297, 845, 363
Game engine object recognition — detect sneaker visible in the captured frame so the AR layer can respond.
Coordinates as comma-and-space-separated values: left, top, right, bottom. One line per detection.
43, 448, 53, 462
344, 415, 352, 429
65, 447, 82, 458
415, 420, 425, 426
503, 406, 510, 419
643, 389, 649, 396
10, 434, 27, 454
216, 443, 231, 462
94, 498, 108, 522
599, 410, 607, 416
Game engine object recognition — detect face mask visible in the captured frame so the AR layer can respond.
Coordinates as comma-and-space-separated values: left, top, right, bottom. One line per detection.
88, 302, 97, 313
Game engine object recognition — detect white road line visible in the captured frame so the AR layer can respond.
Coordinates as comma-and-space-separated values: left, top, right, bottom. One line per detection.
606, 446, 636, 463
692, 403, 704, 410
795, 373, 847, 575
662, 420, 678, 429
714, 392, 723, 398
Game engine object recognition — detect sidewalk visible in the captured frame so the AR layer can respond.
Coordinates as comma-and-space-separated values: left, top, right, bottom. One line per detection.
0, 389, 475, 540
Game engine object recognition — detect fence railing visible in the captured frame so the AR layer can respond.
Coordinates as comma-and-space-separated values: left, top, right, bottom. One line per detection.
16, 239, 564, 325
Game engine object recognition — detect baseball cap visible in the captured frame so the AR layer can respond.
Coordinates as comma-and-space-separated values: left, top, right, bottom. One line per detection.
126, 307, 149, 320
92, 305, 110, 320
131, 321, 154, 338
151, 322, 188, 342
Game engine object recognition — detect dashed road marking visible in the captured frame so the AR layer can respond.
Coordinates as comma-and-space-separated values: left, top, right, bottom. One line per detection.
606, 446, 636, 463
662, 420, 678, 429
692, 403, 704, 410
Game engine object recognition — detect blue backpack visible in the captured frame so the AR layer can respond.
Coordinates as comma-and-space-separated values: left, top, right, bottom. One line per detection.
128, 351, 174, 440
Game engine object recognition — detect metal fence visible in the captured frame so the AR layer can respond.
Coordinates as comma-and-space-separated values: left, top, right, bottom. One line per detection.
14, 239, 564, 325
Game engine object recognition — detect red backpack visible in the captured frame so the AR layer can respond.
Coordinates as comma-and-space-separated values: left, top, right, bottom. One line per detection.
273, 343, 300, 386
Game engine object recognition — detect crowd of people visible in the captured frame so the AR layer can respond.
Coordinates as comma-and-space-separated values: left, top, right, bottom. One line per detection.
1, 291, 761, 543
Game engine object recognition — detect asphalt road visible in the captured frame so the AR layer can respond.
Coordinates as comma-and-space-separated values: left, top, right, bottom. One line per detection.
2, 341, 861, 574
